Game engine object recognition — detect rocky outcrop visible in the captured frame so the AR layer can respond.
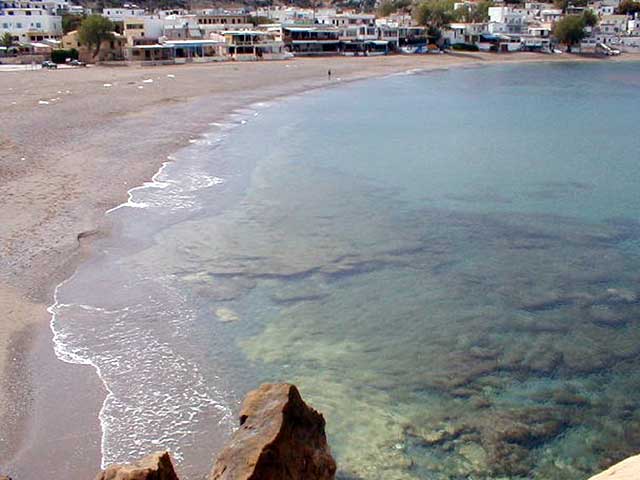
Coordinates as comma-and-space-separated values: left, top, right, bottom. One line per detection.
210, 383, 336, 480
588, 453, 640, 480
94, 451, 179, 480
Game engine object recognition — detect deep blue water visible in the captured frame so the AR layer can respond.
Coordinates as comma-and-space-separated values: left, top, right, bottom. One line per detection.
51, 61, 640, 479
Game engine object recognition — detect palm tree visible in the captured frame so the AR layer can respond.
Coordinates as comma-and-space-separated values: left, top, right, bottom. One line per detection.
1, 32, 13, 49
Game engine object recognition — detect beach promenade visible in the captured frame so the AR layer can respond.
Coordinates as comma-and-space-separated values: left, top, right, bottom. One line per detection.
0, 52, 636, 478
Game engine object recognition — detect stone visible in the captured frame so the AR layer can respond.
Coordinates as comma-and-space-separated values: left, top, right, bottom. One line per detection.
215, 307, 240, 323
210, 383, 336, 480
94, 451, 179, 480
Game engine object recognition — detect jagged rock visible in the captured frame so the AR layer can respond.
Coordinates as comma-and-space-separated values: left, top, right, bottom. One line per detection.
210, 383, 336, 480
94, 451, 179, 480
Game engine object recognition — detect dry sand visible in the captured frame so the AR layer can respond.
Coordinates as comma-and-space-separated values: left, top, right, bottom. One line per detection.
0, 51, 636, 476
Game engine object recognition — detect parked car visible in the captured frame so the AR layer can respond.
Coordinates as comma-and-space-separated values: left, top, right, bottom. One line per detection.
41, 60, 58, 69
69, 59, 86, 67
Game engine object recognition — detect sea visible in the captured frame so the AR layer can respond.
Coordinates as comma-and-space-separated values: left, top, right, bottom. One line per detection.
49, 61, 640, 480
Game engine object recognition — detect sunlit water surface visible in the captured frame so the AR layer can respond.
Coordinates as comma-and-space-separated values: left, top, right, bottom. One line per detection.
51, 62, 640, 479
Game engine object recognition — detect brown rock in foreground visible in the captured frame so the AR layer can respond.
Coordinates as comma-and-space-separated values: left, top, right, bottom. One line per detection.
210, 383, 337, 480
588, 453, 640, 480
94, 451, 179, 480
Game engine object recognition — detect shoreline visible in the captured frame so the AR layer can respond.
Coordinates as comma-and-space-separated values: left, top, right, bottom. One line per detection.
1, 52, 638, 478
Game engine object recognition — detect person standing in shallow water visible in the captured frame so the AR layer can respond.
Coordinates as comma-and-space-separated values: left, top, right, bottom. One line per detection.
328, 69, 332, 80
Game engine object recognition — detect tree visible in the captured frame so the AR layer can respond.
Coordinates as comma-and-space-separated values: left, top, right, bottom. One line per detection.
377, 0, 412, 16
471, 0, 494, 22
582, 9, 598, 27
427, 25, 442, 43
378, 0, 398, 16
554, 0, 569, 11
618, 0, 640, 14
414, 0, 457, 28
456, 0, 494, 22
62, 13, 84, 34
78, 15, 114, 59
553, 15, 586, 52
1, 32, 13, 48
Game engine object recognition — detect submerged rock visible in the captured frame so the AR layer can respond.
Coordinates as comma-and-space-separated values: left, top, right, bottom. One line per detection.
94, 451, 179, 480
210, 383, 336, 480
215, 307, 240, 323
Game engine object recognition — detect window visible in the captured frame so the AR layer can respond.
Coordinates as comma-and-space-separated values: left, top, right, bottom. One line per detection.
36, 21, 40, 27
16, 22, 21, 27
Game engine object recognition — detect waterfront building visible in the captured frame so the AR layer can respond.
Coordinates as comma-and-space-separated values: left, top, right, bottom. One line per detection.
219, 30, 286, 60
445, 22, 488, 45
282, 26, 341, 55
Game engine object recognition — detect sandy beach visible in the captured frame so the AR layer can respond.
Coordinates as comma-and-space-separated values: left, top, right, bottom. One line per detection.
0, 51, 637, 478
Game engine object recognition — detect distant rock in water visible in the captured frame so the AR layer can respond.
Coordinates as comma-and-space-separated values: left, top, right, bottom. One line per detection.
210, 383, 337, 480
94, 451, 179, 480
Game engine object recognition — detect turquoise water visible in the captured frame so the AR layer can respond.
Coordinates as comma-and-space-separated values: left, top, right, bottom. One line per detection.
51, 62, 640, 479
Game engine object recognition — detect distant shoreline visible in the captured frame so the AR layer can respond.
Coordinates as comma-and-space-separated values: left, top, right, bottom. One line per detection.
0, 52, 638, 479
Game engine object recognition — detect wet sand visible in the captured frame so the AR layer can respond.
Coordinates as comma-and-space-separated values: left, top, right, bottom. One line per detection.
0, 52, 637, 478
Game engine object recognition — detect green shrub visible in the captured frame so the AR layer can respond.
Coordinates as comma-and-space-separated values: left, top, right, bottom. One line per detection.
451, 43, 479, 51
51, 48, 79, 63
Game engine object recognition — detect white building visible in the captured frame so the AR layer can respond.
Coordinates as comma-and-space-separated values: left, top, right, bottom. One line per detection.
122, 15, 164, 45
488, 6, 528, 33
628, 15, 640, 35
0, 4, 61, 43
540, 8, 563, 22
103, 7, 146, 22
589, 0, 620, 16
600, 14, 628, 34
1, 0, 68, 13
317, 12, 376, 27
255, 6, 316, 25
445, 22, 488, 44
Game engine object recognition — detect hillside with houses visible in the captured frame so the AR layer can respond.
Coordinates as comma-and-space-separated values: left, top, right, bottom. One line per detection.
0, 0, 637, 66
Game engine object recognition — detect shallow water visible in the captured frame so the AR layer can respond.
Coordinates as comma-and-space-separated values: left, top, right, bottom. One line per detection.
51, 62, 640, 479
